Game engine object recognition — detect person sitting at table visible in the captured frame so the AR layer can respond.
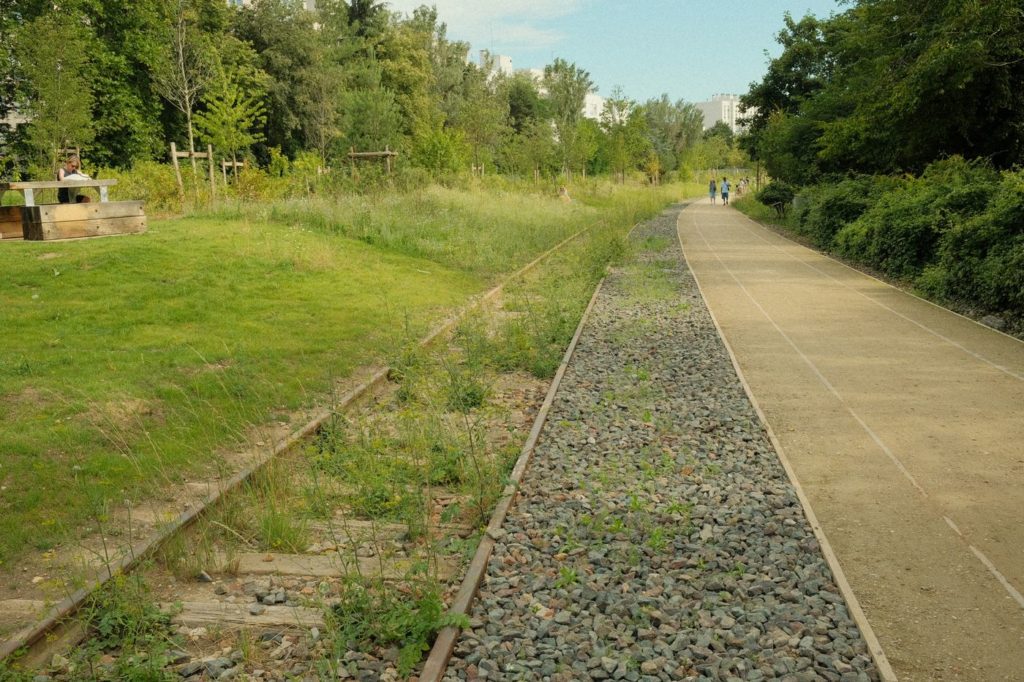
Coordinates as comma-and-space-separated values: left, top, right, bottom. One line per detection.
57, 154, 92, 203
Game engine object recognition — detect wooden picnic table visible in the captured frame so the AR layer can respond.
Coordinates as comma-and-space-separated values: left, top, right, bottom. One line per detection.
0, 179, 146, 241
0, 178, 118, 207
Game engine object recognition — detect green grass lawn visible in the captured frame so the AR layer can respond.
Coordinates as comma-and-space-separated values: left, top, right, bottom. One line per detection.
0, 213, 484, 562
0, 182, 691, 565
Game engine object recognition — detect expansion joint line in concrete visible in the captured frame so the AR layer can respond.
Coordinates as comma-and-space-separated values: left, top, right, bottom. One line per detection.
682, 212, 1024, 617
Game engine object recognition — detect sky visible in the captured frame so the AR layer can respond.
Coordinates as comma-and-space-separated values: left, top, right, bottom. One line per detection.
383, 0, 844, 104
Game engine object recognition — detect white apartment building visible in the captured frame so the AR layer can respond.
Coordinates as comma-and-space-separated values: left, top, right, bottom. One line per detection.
479, 51, 514, 78
583, 92, 605, 122
517, 69, 603, 121
695, 94, 754, 134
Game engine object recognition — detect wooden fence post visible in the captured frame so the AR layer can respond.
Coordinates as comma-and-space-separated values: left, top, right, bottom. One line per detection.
207, 145, 216, 199
170, 142, 185, 203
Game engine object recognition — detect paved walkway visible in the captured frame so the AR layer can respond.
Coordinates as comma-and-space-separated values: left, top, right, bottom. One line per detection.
677, 199, 1024, 680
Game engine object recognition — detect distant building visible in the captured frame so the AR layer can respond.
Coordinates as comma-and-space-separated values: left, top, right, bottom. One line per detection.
583, 92, 605, 121
695, 94, 755, 134
479, 51, 513, 78
517, 69, 603, 121
0, 107, 28, 129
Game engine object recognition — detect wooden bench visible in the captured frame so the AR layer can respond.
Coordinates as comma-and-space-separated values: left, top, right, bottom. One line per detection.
0, 179, 147, 241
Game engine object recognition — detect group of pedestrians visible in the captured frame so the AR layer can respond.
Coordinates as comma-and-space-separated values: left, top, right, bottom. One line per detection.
708, 176, 751, 205
708, 177, 730, 205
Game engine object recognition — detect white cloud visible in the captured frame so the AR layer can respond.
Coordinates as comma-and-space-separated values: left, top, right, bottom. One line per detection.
384, 0, 586, 51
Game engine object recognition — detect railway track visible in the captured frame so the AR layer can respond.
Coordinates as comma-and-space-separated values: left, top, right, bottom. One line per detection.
0, 221, 611, 681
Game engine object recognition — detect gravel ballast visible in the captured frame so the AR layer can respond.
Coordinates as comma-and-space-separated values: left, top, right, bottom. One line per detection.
442, 208, 880, 682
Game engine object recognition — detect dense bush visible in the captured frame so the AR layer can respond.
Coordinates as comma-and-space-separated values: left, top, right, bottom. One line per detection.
756, 181, 796, 216
794, 175, 894, 248
835, 158, 997, 279
930, 169, 1024, 312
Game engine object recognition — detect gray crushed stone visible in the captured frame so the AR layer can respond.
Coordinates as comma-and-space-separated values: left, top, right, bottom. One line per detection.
442, 207, 880, 682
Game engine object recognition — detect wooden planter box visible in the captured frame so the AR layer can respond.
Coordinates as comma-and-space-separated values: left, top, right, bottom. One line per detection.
22, 201, 147, 241
0, 206, 24, 239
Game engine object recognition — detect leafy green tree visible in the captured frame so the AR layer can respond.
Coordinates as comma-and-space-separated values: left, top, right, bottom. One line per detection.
598, 89, 634, 182
295, 56, 344, 164
53, 0, 166, 167
543, 58, 593, 177
741, 13, 831, 140
702, 121, 733, 147
410, 124, 468, 173
402, 6, 468, 129
817, 0, 1024, 173
14, 9, 96, 170
505, 73, 545, 135
152, 0, 216, 171
451, 63, 509, 170
231, 0, 325, 158
500, 119, 555, 178
745, 1, 1024, 180
376, 16, 436, 138
341, 84, 403, 153
571, 118, 601, 177
194, 64, 266, 172
347, 0, 389, 39
640, 95, 703, 174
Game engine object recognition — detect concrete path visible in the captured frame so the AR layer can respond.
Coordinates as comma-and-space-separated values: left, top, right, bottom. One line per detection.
677, 199, 1024, 681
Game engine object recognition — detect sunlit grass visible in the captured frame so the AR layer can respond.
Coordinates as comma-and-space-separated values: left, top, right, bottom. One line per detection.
0, 181, 696, 565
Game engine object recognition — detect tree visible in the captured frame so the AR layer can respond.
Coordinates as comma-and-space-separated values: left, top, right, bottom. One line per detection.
744, 1, 1024, 180
702, 121, 734, 147
347, 0, 388, 40
153, 0, 215, 172
452, 63, 509, 170
500, 119, 555, 178
295, 57, 344, 163
600, 87, 635, 182
341, 85, 403, 153
14, 9, 96, 170
543, 58, 593, 177
641, 95, 703, 173
505, 73, 544, 135
74, 0, 174, 167
231, 0, 325, 159
194, 64, 266, 173
571, 118, 601, 177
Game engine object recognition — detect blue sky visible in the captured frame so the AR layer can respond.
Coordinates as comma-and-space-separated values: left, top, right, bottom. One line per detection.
384, 0, 843, 103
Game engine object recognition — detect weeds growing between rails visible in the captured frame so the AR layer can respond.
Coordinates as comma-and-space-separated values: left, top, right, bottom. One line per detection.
42, 206, 637, 680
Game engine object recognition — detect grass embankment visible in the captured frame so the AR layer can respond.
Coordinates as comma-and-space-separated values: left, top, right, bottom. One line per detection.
0, 182, 690, 567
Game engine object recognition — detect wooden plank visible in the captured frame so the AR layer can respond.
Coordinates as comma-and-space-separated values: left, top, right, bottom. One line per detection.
16, 620, 87, 670
0, 600, 46, 628
307, 520, 473, 542
28, 201, 144, 222
167, 602, 324, 631
217, 552, 457, 581
0, 206, 24, 239
24, 215, 147, 241
0, 180, 118, 191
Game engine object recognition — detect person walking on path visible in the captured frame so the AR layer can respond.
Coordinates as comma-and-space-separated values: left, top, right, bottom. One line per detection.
721, 176, 730, 205
709, 178, 717, 205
